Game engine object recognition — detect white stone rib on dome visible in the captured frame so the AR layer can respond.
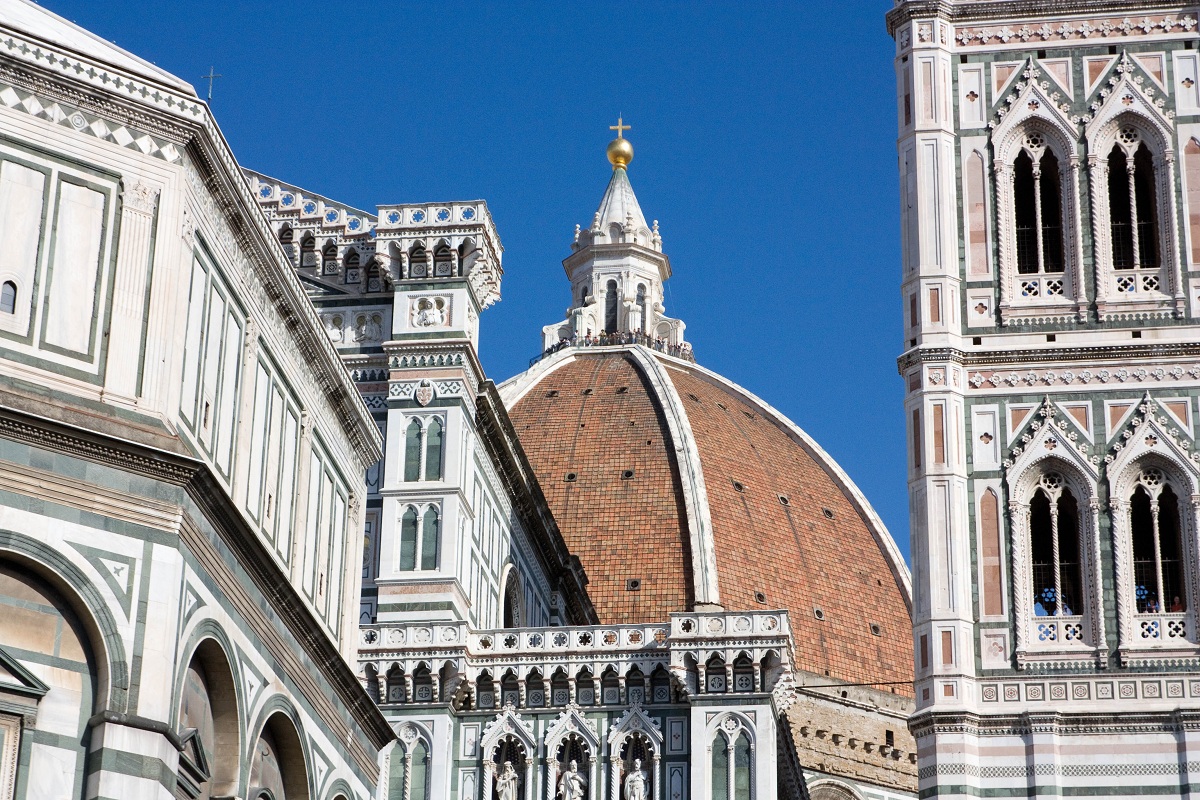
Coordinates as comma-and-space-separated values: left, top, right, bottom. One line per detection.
0, 0, 195, 94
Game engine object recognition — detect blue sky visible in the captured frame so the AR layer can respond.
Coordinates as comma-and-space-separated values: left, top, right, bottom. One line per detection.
44, 1, 911, 560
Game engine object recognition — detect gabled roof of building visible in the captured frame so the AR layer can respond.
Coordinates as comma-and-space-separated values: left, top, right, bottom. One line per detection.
0, 0, 195, 94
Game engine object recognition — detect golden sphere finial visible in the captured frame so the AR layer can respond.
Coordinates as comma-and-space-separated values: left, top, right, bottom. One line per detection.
607, 115, 633, 170
607, 136, 633, 170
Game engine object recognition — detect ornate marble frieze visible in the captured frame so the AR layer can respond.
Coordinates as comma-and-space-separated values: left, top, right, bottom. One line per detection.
968, 363, 1200, 390
956, 13, 1197, 47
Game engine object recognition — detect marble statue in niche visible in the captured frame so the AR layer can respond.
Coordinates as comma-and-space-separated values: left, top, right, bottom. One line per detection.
559, 760, 587, 800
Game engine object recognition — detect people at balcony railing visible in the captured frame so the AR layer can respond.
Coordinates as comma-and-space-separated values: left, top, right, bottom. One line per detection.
533, 332, 695, 365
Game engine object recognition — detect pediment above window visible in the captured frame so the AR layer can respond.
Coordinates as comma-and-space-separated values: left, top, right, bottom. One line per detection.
991, 59, 1079, 163
1085, 52, 1175, 149
1004, 397, 1098, 483
1105, 392, 1200, 497
0, 644, 48, 724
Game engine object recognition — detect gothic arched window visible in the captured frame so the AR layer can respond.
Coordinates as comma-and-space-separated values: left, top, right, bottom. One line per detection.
1130, 469, 1184, 614
0, 281, 15, 314
420, 507, 439, 571
424, 418, 443, 481
1013, 144, 1064, 275
711, 722, 754, 800
404, 419, 422, 482
1108, 135, 1160, 271
399, 506, 419, 571
502, 570, 521, 628
408, 245, 427, 278
389, 737, 431, 800
300, 234, 316, 268
433, 244, 453, 277
1029, 473, 1082, 617
604, 280, 618, 334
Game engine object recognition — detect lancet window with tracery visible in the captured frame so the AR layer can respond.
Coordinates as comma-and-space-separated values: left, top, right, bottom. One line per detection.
1029, 473, 1082, 619
1112, 460, 1198, 651
1129, 469, 1185, 615
1087, 111, 1182, 315
1012, 142, 1065, 277
402, 416, 445, 483
1107, 131, 1160, 274
993, 122, 1083, 318
1010, 463, 1102, 660
398, 504, 440, 572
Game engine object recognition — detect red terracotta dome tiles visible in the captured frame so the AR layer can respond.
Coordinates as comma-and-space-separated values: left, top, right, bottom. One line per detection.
507, 353, 693, 623
666, 365, 914, 692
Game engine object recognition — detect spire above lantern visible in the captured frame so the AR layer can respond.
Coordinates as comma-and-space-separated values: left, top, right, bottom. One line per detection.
606, 115, 634, 170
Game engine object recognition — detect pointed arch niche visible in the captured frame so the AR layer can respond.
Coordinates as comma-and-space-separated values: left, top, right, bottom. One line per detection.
480, 705, 535, 800
1085, 56, 1184, 319
543, 705, 599, 800
1004, 404, 1106, 667
607, 705, 663, 800
1106, 401, 1200, 663
990, 63, 1086, 325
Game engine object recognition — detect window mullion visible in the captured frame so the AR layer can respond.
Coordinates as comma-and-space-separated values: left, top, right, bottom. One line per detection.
1128, 161, 1141, 270
1032, 165, 1046, 274
1050, 497, 1062, 617
1151, 497, 1165, 612
403, 748, 413, 800
727, 737, 736, 800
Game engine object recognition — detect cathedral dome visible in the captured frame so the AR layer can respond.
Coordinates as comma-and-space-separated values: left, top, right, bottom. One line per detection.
499, 346, 914, 690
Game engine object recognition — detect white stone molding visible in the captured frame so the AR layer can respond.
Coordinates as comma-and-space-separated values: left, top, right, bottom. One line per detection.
608, 704, 663, 800
543, 705, 600, 800
627, 347, 720, 607
1005, 400, 1105, 667
990, 60, 1086, 325
955, 14, 1197, 47
1085, 53, 1184, 319
1106, 394, 1200, 663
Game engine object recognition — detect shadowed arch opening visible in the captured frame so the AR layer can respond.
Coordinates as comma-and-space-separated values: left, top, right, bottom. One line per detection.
502, 568, 522, 629
248, 712, 308, 800
0, 558, 99, 797
178, 638, 241, 797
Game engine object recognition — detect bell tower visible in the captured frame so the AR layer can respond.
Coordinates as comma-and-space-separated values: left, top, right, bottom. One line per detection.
890, 0, 1200, 797
541, 120, 687, 350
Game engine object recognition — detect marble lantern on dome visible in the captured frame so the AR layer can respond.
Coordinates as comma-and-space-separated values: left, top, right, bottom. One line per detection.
541, 127, 688, 354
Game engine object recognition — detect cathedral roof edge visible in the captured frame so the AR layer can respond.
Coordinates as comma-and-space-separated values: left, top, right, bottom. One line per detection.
0, 0, 195, 95
885, 0, 1188, 36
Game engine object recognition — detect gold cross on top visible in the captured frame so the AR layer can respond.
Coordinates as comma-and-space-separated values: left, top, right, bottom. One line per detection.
609, 115, 631, 139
